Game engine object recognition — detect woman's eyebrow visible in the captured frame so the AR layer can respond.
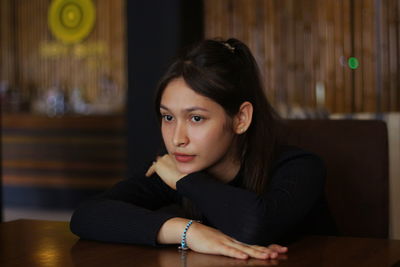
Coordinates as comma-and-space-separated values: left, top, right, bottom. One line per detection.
160, 105, 169, 111
185, 106, 210, 113
160, 105, 210, 113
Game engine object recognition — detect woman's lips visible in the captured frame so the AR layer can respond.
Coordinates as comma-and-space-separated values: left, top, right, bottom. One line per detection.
174, 153, 195, 163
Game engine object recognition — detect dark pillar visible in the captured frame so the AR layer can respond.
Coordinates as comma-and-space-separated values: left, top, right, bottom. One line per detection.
125, 0, 203, 177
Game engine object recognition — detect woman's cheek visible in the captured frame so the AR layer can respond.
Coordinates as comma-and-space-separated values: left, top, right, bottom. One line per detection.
161, 126, 174, 149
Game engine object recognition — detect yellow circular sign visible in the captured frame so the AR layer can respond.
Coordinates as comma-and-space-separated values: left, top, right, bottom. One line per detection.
48, 0, 96, 44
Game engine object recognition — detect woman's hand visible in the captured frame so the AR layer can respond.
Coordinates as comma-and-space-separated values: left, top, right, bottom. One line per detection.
187, 222, 288, 260
145, 154, 186, 190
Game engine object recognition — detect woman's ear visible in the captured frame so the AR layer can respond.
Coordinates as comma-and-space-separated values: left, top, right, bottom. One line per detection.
234, 101, 253, 134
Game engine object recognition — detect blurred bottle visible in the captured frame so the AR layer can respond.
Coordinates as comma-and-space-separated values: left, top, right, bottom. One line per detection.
45, 82, 67, 117
69, 86, 89, 114
90, 74, 123, 114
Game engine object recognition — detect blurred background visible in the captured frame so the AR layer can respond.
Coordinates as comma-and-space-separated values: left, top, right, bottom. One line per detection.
0, 0, 399, 238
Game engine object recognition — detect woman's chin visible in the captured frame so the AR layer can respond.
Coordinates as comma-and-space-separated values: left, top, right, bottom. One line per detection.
176, 163, 202, 175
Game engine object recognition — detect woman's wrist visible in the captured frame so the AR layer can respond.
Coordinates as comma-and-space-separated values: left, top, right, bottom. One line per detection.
178, 220, 195, 250
157, 217, 194, 244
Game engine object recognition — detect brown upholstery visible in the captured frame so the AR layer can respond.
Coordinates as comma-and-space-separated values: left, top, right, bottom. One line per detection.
284, 119, 389, 238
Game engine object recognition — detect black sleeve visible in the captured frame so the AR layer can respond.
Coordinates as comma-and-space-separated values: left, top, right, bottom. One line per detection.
69, 173, 179, 246
175, 153, 326, 245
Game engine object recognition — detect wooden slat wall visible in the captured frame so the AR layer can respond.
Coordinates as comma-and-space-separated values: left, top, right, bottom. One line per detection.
204, 0, 400, 113
0, 0, 126, 112
0, 0, 15, 91
386, 0, 400, 110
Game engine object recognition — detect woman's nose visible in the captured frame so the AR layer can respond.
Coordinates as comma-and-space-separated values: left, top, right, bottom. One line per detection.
172, 122, 189, 147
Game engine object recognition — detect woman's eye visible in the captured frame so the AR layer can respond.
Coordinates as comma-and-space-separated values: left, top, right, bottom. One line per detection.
191, 115, 203, 122
162, 115, 173, 122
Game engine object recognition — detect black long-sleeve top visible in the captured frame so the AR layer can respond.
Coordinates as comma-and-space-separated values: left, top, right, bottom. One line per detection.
70, 146, 336, 246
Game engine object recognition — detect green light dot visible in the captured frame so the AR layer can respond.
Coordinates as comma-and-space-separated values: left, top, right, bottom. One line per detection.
348, 57, 359, 69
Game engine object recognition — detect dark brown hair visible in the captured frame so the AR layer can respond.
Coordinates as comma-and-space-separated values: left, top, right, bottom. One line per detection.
155, 38, 282, 195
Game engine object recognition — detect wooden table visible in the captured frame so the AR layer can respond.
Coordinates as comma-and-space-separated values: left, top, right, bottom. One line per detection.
1, 219, 400, 267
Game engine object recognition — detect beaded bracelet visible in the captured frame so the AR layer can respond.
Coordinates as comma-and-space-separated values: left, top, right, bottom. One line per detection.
178, 220, 194, 250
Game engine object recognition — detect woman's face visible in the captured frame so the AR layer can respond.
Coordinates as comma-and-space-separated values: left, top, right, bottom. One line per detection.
160, 77, 237, 176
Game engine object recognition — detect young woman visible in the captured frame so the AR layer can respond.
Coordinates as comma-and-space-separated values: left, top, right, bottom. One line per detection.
70, 38, 335, 260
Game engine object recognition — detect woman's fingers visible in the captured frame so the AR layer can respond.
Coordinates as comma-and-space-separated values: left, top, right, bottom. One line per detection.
267, 244, 288, 253
145, 162, 156, 177
228, 240, 288, 259
219, 244, 249, 260
227, 240, 278, 260
250, 244, 288, 254
146, 156, 162, 177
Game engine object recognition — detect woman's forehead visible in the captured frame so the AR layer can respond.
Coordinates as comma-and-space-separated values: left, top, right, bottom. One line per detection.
160, 78, 221, 112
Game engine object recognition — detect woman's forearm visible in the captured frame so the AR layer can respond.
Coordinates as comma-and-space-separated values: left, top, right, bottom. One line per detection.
157, 217, 194, 244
